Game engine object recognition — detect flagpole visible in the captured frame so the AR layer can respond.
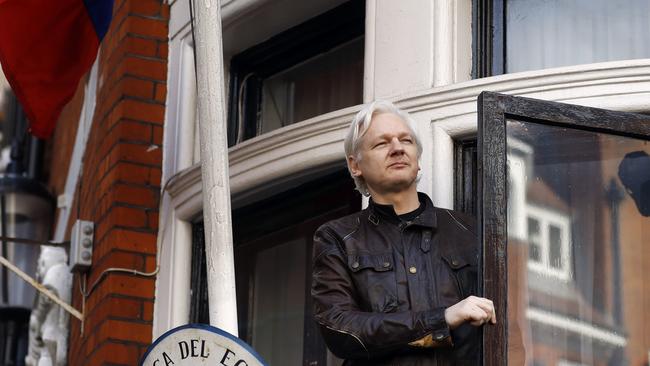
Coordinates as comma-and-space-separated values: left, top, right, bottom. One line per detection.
191, 0, 238, 335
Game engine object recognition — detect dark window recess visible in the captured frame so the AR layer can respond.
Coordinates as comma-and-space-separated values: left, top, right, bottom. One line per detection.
228, 0, 365, 146
472, 0, 504, 77
191, 170, 360, 365
190, 222, 209, 324
454, 139, 478, 217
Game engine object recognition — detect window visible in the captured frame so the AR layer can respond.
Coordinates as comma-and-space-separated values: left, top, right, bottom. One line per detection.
473, 0, 650, 76
478, 92, 650, 366
525, 206, 572, 281
527, 217, 541, 262
454, 139, 478, 216
190, 170, 360, 365
228, 0, 365, 145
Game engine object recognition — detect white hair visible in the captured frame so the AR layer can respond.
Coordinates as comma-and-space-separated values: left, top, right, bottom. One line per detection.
344, 100, 422, 196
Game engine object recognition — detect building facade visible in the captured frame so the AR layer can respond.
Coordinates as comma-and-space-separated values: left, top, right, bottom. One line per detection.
2, 0, 648, 365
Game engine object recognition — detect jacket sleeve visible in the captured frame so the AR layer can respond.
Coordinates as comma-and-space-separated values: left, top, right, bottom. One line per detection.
311, 226, 452, 360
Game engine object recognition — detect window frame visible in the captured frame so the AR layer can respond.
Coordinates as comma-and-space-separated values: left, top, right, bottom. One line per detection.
472, 0, 504, 77
525, 204, 572, 281
227, 0, 365, 145
477, 91, 650, 365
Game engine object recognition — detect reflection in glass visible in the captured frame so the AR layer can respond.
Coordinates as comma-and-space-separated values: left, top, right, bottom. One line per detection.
528, 217, 541, 262
506, 120, 650, 365
506, 0, 650, 73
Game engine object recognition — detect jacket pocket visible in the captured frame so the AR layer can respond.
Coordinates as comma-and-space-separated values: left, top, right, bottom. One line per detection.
441, 253, 477, 300
347, 253, 398, 313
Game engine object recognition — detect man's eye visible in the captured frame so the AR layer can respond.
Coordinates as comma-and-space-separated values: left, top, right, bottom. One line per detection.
373, 142, 387, 148
401, 138, 413, 144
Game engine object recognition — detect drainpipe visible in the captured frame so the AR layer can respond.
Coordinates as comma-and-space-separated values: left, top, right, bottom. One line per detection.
191, 0, 238, 335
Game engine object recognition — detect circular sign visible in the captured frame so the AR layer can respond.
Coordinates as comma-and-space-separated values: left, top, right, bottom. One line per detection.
140, 324, 267, 366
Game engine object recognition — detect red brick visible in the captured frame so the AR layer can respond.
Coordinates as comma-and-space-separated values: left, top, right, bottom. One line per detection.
128, 36, 160, 58
128, 16, 168, 40
92, 274, 156, 302
111, 206, 148, 228
144, 255, 156, 272
142, 301, 154, 322
59, 3, 169, 363
117, 120, 154, 143
153, 125, 163, 145
97, 163, 162, 200
95, 206, 149, 241
154, 83, 166, 103
85, 297, 143, 333
157, 41, 168, 58
104, 274, 155, 299
122, 77, 156, 99
161, 2, 170, 19
130, 0, 163, 17
107, 142, 163, 167
100, 228, 157, 255
103, 36, 160, 76
149, 167, 162, 186
147, 211, 159, 230
86, 341, 141, 366
113, 183, 158, 207
119, 99, 165, 124
90, 251, 147, 285
124, 56, 167, 81
98, 319, 152, 344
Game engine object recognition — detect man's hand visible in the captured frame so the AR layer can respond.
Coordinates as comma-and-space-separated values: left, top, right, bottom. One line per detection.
444, 296, 496, 330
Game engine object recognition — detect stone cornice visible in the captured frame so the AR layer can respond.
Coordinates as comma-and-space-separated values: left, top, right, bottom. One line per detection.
164, 60, 650, 200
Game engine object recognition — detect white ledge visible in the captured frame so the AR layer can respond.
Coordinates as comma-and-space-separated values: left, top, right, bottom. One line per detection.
164, 60, 650, 202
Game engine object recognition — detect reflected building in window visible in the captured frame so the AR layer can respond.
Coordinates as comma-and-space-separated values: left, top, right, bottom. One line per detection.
506, 121, 649, 366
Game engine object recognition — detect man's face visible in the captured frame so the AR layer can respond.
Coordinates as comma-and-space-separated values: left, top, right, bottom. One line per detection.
348, 113, 420, 196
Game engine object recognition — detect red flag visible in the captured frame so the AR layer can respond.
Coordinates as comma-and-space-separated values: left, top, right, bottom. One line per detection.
0, 0, 114, 138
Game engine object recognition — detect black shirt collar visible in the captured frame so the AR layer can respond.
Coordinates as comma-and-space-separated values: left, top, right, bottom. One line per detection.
367, 192, 437, 229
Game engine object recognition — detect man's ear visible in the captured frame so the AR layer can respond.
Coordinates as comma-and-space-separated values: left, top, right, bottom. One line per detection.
347, 155, 362, 177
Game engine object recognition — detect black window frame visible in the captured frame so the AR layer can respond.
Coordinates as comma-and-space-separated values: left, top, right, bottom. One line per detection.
227, 0, 365, 146
472, 0, 505, 78
454, 138, 478, 217
477, 91, 650, 365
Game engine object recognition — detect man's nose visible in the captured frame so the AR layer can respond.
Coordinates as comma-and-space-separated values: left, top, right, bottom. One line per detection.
389, 138, 405, 154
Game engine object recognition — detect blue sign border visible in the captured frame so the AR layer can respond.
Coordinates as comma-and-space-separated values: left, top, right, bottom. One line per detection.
139, 323, 267, 366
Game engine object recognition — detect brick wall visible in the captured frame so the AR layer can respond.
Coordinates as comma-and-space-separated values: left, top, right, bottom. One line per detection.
52, 1, 169, 365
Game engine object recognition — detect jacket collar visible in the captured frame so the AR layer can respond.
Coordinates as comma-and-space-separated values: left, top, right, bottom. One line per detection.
367, 192, 437, 230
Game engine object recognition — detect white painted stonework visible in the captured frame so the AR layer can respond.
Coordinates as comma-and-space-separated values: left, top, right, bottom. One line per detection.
25, 247, 70, 366
154, 0, 650, 339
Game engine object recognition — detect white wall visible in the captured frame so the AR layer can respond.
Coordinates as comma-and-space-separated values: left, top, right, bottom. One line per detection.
154, 0, 650, 337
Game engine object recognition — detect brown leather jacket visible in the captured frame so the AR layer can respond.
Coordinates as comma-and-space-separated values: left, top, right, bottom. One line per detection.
311, 193, 479, 365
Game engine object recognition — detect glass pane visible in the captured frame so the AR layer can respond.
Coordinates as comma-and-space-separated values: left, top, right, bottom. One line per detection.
251, 238, 306, 365
549, 224, 562, 269
260, 37, 364, 133
506, 0, 650, 73
528, 217, 542, 262
506, 119, 650, 365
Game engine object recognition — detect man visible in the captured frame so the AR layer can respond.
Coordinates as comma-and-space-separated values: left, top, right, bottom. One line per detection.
311, 100, 496, 365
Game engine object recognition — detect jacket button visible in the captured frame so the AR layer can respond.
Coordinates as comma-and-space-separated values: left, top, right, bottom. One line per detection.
352, 262, 360, 269
435, 334, 445, 340
383, 262, 391, 268
451, 259, 459, 266
409, 266, 417, 274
